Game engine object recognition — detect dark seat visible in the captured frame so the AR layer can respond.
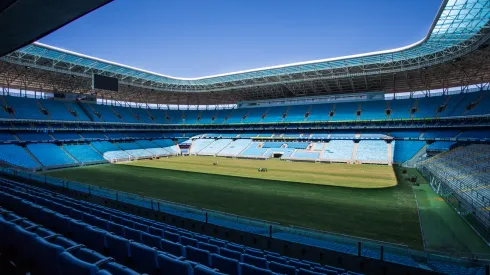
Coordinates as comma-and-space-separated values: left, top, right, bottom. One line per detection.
161, 238, 186, 257
186, 245, 211, 266
157, 253, 193, 275
211, 253, 240, 275
59, 251, 100, 275
106, 234, 131, 263
129, 242, 158, 275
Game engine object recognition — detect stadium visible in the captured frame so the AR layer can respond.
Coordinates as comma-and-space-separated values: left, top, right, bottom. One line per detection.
1, 0, 490, 274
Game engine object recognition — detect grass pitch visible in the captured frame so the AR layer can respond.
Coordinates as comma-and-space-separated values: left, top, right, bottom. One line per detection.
125, 156, 397, 188
44, 157, 423, 248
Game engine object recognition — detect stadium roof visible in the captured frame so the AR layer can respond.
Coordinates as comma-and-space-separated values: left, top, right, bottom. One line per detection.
1, 0, 490, 104
0, 0, 112, 57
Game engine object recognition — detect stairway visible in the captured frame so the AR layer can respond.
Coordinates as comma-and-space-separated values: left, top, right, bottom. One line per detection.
23, 147, 43, 168
387, 143, 393, 166
60, 145, 79, 164
385, 101, 391, 119
410, 99, 419, 119
351, 142, 358, 164
240, 110, 250, 123
446, 93, 468, 116
435, 95, 453, 118
304, 105, 313, 122
462, 93, 486, 116
64, 103, 80, 121
36, 100, 51, 119
109, 106, 123, 122
258, 108, 270, 123
280, 106, 290, 122
77, 101, 96, 121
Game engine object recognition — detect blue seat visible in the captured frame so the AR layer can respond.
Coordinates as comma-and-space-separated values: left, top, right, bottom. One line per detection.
219, 247, 242, 261
211, 253, 240, 275
186, 245, 211, 266
298, 268, 325, 275
244, 248, 263, 257
198, 242, 220, 254
71, 247, 108, 264
149, 226, 164, 237
243, 254, 268, 269
32, 236, 65, 275
225, 243, 243, 252
107, 221, 125, 236
85, 227, 108, 254
91, 217, 109, 230
129, 242, 158, 274
12, 224, 38, 264
121, 219, 134, 228
209, 239, 226, 248
289, 260, 311, 270
142, 232, 162, 249
314, 267, 338, 275
101, 261, 141, 275
164, 231, 181, 243
124, 226, 142, 242
31, 226, 56, 238
59, 251, 99, 275
106, 234, 131, 263
194, 234, 209, 243
269, 261, 297, 275
194, 265, 227, 275
70, 209, 84, 220
181, 236, 199, 247
133, 222, 148, 232
157, 253, 193, 275
68, 219, 90, 243
266, 254, 287, 264
52, 236, 78, 249
240, 263, 273, 275
324, 265, 345, 273
161, 239, 186, 257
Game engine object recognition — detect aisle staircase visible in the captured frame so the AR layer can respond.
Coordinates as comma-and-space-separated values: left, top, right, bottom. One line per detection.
351, 142, 358, 164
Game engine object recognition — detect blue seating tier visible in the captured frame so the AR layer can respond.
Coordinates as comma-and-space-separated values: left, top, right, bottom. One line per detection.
26, 143, 77, 167
64, 144, 105, 163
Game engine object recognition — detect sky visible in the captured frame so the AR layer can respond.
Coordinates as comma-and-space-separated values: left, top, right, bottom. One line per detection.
39, 0, 442, 78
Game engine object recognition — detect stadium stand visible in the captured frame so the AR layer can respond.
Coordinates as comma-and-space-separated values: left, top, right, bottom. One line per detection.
239, 143, 269, 158
0, 144, 40, 169
52, 132, 82, 140
199, 139, 233, 156
393, 141, 426, 163
26, 143, 77, 167
426, 141, 456, 152
217, 139, 252, 156
355, 140, 389, 164
16, 132, 53, 141
190, 139, 215, 154
64, 144, 106, 163
322, 140, 355, 162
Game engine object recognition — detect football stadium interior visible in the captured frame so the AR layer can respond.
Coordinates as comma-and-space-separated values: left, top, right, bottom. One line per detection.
1, 0, 490, 275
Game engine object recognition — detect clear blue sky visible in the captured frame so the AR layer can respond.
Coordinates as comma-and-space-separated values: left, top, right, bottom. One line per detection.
40, 0, 442, 78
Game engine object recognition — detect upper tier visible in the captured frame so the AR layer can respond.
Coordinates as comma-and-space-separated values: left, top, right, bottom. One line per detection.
0, 91, 489, 124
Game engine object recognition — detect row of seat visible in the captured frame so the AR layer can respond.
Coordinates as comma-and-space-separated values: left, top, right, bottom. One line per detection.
0, 177, 360, 275
0, 206, 139, 275
2, 91, 489, 123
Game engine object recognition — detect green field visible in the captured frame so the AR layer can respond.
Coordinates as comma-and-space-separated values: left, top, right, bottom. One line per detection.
44, 157, 422, 248
41, 156, 490, 253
